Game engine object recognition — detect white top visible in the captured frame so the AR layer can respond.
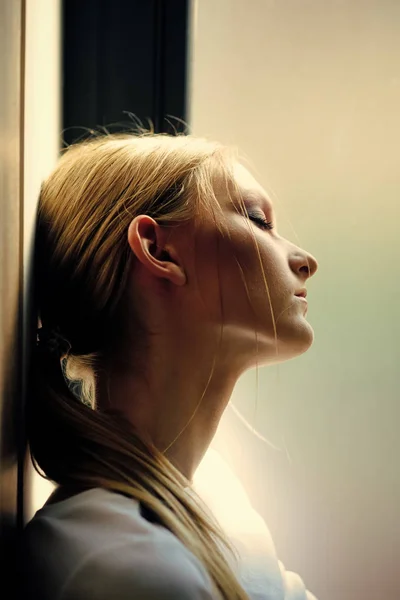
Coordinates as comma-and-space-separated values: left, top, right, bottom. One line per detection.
24, 486, 317, 600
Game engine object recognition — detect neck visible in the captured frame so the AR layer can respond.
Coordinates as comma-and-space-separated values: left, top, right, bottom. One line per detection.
96, 348, 241, 482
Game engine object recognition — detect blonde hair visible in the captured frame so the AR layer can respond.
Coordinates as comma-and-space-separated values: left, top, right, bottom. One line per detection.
29, 132, 274, 599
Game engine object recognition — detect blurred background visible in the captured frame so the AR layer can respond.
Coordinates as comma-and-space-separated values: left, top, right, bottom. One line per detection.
1, 1, 399, 599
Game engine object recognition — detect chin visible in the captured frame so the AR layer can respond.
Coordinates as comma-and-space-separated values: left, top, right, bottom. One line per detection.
260, 320, 315, 365
281, 321, 315, 358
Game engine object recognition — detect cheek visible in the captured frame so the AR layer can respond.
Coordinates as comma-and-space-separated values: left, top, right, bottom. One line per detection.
191, 224, 288, 330
221, 231, 284, 297
216, 231, 286, 324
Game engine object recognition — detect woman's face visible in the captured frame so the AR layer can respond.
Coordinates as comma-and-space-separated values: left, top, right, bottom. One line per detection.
183, 162, 319, 369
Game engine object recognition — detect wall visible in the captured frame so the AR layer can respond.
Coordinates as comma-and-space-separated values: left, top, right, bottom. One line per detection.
0, 0, 24, 547
0, 0, 60, 587
24, 0, 61, 521
190, 1, 400, 599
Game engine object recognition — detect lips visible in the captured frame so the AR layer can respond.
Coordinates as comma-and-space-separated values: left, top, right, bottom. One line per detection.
295, 292, 308, 314
295, 289, 307, 298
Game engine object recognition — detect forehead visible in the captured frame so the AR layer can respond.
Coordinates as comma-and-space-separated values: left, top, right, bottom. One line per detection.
233, 163, 264, 194
229, 163, 273, 211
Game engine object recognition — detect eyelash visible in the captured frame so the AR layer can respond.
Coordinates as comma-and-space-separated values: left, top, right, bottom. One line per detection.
248, 213, 274, 230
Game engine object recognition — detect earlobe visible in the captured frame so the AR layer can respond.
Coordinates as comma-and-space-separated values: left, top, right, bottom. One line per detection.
165, 260, 187, 286
153, 244, 187, 286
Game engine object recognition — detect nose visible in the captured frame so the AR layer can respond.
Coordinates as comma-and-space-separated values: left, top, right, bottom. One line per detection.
290, 249, 318, 280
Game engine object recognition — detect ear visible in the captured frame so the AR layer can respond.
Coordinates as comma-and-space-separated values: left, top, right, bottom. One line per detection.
127, 215, 187, 286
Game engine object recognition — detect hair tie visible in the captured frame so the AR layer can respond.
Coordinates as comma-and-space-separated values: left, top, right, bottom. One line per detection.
37, 325, 71, 358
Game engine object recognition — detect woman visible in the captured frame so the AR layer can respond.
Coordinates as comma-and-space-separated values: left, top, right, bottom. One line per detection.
24, 132, 318, 599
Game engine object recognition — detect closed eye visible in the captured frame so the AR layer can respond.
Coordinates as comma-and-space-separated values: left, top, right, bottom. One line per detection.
248, 213, 274, 230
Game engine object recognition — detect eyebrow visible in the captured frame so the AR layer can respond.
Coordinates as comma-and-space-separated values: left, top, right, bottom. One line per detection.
242, 191, 273, 213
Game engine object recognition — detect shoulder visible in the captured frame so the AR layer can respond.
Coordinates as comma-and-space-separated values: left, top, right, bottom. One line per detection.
24, 488, 217, 600
59, 535, 217, 600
